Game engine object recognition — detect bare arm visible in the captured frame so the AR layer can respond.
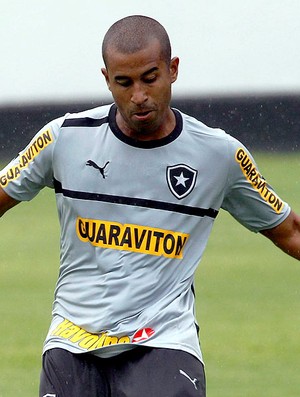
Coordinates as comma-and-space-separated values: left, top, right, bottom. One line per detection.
260, 210, 300, 260
0, 187, 20, 217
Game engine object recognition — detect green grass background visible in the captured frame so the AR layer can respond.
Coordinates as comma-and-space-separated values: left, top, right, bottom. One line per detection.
1, 152, 300, 396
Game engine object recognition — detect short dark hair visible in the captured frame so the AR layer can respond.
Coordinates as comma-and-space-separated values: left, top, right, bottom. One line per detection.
102, 15, 172, 66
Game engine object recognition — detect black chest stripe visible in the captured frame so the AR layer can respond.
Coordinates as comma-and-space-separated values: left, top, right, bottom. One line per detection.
62, 116, 109, 128
53, 179, 218, 219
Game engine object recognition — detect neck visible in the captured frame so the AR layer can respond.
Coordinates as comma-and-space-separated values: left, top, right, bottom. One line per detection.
116, 108, 176, 141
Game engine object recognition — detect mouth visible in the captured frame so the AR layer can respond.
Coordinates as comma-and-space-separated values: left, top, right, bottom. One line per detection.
132, 110, 153, 122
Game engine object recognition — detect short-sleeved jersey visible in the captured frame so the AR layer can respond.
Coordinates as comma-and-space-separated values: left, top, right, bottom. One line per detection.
0, 104, 290, 362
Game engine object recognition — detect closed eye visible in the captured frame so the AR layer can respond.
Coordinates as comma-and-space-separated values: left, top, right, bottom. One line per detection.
114, 67, 159, 87
143, 75, 157, 84
115, 78, 132, 87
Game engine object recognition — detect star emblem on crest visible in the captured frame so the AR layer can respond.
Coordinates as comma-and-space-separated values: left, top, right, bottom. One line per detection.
166, 164, 198, 199
174, 172, 190, 187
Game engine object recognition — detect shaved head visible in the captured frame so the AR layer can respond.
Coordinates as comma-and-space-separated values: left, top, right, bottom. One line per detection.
102, 15, 172, 67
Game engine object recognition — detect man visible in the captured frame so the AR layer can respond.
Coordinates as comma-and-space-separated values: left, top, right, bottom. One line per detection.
0, 15, 299, 397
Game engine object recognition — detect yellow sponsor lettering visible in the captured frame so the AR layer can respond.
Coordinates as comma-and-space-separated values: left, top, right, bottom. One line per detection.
0, 129, 53, 188
118, 336, 131, 344
103, 336, 118, 346
89, 333, 109, 349
51, 319, 130, 351
69, 329, 90, 343
52, 319, 73, 336
60, 325, 81, 339
76, 218, 189, 259
235, 148, 283, 213
78, 335, 99, 349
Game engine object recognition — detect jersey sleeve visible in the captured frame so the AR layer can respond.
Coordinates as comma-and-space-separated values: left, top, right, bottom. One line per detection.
221, 136, 291, 232
0, 116, 63, 201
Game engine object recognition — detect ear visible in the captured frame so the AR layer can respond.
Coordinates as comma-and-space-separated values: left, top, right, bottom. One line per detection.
101, 68, 111, 90
170, 57, 179, 84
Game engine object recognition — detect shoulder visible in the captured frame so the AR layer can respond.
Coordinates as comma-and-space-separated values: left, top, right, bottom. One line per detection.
59, 104, 113, 128
176, 109, 242, 156
40, 104, 113, 149
42, 104, 113, 133
177, 109, 230, 141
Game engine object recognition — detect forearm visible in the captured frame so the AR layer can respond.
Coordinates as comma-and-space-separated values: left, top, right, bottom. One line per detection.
0, 187, 20, 217
261, 210, 300, 260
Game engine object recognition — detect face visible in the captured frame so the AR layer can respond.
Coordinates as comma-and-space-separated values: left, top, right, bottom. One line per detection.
102, 39, 179, 140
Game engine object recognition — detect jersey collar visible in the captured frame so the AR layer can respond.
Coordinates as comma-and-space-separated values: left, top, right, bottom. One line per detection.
108, 104, 183, 149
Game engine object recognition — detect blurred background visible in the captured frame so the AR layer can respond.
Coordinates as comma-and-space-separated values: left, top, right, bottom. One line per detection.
1, 0, 300, 158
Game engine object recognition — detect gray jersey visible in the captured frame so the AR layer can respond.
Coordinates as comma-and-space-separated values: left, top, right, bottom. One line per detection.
0, 104, 290, 362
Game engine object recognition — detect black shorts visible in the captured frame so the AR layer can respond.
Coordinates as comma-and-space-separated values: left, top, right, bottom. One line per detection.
40, 347, 206, 397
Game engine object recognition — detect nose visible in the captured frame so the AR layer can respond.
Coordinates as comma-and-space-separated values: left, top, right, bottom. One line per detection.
131, 83, 148, 105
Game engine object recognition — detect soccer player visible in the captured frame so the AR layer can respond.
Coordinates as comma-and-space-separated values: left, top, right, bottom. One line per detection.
1, 15, 300, 397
